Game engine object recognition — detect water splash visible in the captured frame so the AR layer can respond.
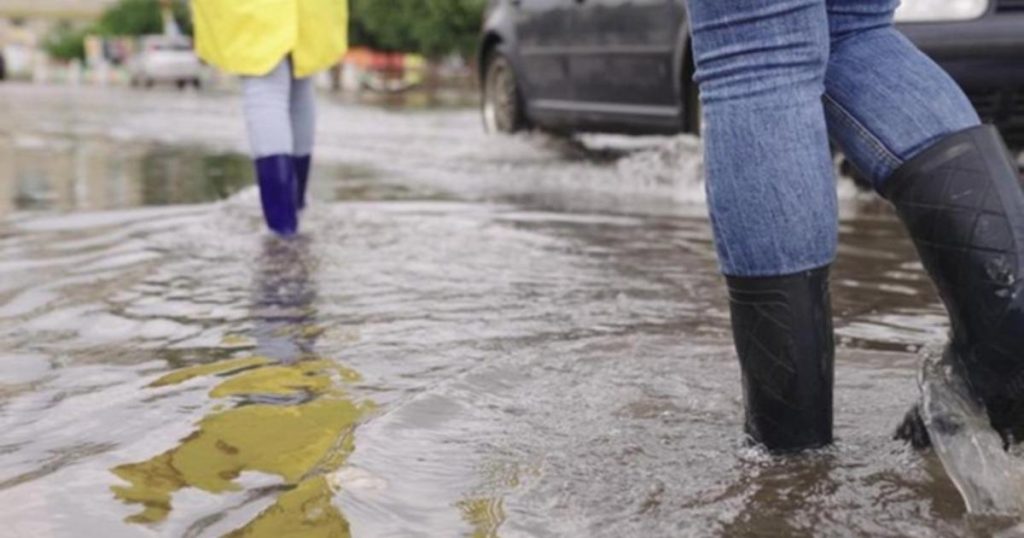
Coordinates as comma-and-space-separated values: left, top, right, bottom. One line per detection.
918, 346, 1024, 514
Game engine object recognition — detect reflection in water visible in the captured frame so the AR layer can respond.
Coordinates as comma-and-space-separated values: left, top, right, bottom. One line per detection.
457, 496, 506, 538
139, 148, 254, 207
0, 133, 251, 216
250, 236, 321, 362
110, 237, 372, 536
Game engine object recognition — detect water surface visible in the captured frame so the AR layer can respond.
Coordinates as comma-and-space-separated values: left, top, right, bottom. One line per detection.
0, 84, 1018, 537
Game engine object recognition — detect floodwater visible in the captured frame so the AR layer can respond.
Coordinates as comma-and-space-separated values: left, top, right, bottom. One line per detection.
0, 84, 1021, 537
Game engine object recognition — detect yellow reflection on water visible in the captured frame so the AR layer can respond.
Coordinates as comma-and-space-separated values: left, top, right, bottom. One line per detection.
149, 356, 270, 388
111, 356, 373, 536
457, 496, 506, 538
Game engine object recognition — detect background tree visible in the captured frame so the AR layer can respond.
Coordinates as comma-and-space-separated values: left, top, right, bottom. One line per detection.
43, 22, 89, 62
350, 0, 486, 58
94, 0, 192, 37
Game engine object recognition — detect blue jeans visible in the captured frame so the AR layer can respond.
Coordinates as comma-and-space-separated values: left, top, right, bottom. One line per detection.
686, 0, 980, 277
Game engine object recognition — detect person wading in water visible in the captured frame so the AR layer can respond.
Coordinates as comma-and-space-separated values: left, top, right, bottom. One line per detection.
191, 0, 349, 236
682, 0, 1024, 452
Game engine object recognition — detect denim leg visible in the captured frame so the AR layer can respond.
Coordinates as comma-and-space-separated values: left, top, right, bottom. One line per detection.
824, 0, 981, 189
686, 0, 838, 277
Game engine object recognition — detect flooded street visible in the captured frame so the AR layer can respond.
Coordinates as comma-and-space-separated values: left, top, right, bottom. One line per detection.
0, 84, 1018, 537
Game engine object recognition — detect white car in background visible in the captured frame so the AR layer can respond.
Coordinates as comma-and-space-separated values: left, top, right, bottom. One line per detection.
130, 35, 202, 89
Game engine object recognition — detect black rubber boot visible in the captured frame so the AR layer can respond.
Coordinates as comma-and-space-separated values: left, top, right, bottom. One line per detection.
883, 125, 1024, 444
727, 266, 835, 452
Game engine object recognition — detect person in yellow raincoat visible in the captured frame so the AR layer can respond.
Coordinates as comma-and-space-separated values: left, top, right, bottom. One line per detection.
191, 0, 349, 235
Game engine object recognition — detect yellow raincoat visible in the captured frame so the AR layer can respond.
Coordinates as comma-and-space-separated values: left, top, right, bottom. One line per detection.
191, 0, 348, 78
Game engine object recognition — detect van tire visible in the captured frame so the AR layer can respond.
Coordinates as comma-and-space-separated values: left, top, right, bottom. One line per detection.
482, 47, 527, 134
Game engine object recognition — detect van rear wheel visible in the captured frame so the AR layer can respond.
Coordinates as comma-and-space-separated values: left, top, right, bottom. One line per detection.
482, 49, 526, 134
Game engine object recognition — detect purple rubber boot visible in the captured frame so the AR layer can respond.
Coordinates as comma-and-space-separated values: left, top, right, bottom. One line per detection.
255, 155, 298, 236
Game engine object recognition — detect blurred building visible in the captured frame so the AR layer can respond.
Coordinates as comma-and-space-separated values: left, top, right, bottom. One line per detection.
0, 0, 112, 19
1, 0, 115, 78
0, 0, 112, 38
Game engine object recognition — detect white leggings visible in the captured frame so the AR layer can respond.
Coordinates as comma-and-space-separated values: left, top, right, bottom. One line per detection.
241, 57, 316, 159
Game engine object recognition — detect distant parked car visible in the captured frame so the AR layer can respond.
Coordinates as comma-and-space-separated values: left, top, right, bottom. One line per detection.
130, 35, 202, 89
479, 0, 1024, 146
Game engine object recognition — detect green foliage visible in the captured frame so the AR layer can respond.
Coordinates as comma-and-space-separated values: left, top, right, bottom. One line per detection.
350, 0, 486, 58
43, 22, 88, 62
43, 0, 194, 62
94, 0, 193, 37
95, 0, 162, 35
